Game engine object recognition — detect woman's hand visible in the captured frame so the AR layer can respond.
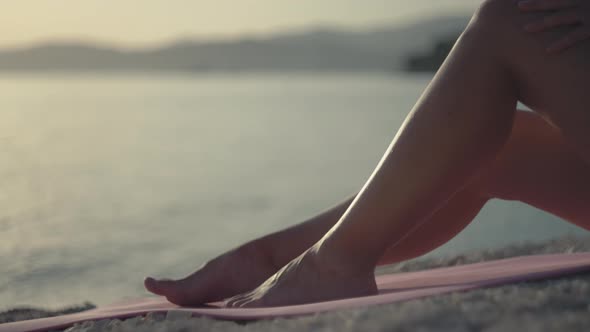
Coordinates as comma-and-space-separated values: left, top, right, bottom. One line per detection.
518, 0, 590, 53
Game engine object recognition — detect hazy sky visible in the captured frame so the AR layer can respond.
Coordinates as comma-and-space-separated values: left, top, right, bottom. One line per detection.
2, 0, 479, 48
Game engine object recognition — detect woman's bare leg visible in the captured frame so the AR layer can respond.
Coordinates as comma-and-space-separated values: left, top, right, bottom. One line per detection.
145, 110, 590, 306
224, 0, 590, 307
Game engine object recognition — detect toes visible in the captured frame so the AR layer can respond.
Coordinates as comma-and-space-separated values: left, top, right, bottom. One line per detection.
224, 296, 241, 308
224, 294, 249, 308
234, 298, 253, 308
224, 294, 262, 308
238, 298, 261, 308
144, 277, 176, 296
144, 277, 194, 305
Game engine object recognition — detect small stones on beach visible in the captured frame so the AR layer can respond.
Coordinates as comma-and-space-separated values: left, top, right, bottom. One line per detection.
122, 316, 141, 327
165, 310, 193, 321
64, 320, 96, 332
144, 312, 166, 322
92, 319, 110, 330
64, 324, 79, 332
106, 319, 122, 329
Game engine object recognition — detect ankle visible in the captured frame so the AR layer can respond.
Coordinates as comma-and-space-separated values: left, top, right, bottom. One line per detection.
308, 242, 376, 278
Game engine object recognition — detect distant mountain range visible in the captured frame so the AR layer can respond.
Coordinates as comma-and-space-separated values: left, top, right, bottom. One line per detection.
0, 16, 470, 73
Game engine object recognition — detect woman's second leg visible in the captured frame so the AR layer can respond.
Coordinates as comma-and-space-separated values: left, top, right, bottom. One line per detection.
226, 0, 590, 307
379, 110, 590, 265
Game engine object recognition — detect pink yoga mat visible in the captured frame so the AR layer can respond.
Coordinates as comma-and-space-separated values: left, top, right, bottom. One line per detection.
3, 252, 590, 332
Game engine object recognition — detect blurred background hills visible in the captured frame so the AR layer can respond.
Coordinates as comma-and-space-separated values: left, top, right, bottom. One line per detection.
0, 16, 468, 73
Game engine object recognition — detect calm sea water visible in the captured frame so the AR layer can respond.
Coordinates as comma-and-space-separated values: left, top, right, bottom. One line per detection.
0, 73, 585, 310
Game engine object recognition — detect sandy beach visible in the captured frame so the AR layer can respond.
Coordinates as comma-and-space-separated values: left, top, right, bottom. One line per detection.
3, 234, 590, 331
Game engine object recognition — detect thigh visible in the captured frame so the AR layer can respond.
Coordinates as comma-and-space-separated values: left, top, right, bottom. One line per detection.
477, 110, 590, 227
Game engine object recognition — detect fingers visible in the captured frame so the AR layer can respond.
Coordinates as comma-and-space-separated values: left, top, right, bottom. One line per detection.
547, 26, 590, 52
518, 1, 589, 53
519, 0, 579, 11
524, 10, 583, 32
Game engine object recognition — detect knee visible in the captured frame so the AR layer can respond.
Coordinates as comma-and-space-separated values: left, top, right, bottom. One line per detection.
467, 0, 521, 40
475, 0, 520, 23
460, 0, 543, 62
474, 0, 515, 21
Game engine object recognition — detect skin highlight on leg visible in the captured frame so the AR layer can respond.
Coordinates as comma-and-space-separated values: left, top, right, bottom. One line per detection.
376, 188, 488, 266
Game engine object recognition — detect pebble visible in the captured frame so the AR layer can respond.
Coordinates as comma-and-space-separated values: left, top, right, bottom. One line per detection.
165, 310, 193, 321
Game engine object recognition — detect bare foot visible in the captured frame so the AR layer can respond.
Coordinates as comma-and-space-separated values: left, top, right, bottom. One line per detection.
224, 246, 378, 308
144, 243, 279, 306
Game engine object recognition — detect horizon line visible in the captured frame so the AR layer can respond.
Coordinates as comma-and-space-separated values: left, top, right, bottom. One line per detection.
0, 11, 471, 53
